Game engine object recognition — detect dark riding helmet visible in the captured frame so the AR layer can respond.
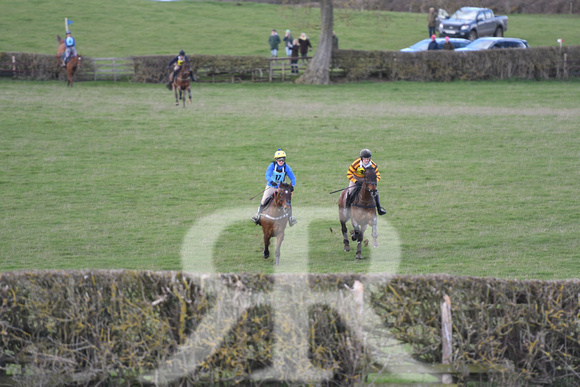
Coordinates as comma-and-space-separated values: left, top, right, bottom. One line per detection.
360, 149, 372, 159
179, 50, 185, 56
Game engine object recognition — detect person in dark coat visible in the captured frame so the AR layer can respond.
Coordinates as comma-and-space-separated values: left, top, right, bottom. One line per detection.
427, 35, 439, 50
298, 33, 312, 63
442, 36, 454, 50
290, 39, 300, 74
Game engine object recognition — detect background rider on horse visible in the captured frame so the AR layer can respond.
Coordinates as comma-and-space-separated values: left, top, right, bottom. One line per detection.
166, 49, 195, 88
346, 148, 387, 215
61, 31, 77, 67
251, 149, 298, 226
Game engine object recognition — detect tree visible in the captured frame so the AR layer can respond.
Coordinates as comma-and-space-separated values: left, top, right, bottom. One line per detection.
295, 0, 334, 85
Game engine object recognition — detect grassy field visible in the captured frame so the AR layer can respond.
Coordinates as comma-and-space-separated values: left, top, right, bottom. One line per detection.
1, 79, 579, 279
1, 0, 578, 57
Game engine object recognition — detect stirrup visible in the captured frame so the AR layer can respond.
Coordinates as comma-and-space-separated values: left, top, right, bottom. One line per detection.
288, 217, 297, 227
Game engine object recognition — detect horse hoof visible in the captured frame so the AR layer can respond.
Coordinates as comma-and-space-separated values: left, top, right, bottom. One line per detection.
356, 255, 362, 260
175, 103, 179, 106
344, 245, 350, 252
263, 253, 269, 259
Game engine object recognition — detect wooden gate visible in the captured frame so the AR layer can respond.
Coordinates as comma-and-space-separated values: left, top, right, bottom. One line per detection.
92, 57, 134, 81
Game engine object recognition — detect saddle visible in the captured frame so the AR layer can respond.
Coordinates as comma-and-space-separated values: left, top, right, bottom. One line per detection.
347, 184, 362, 206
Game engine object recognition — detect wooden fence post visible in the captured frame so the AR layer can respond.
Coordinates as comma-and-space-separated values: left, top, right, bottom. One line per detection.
441, 294, 452, 384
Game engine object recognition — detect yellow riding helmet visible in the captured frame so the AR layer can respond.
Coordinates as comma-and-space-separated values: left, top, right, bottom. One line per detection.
274, 149, 286, 159
356, 167, 366, 175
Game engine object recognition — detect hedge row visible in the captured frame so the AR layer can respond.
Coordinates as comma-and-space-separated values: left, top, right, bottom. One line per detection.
0, 271, 578, 386
2, 46, 579, 84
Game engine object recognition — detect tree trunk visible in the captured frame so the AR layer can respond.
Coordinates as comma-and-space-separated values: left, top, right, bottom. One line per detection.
295, 0, 333, 85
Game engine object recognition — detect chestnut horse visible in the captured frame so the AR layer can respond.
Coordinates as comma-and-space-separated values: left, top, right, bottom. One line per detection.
56, 35, 81, 87
259, 182, 293, 266
171, 60, 192, 107
65, 55, 82, 87
338, 167, 379, 259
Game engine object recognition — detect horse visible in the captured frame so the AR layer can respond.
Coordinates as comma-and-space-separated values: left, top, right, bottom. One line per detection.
338, 167, 379, 259
65, 55, 82, 87
56, 35, 81, 87
170, 60, 192, 107
259, 182, 293, 266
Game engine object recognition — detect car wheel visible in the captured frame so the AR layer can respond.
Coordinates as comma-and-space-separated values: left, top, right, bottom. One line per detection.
468, 30, 478, 41
494, 27, 503, 37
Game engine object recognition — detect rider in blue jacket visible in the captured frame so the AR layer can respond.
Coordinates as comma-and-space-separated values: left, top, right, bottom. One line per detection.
251, 149, 297, 226
62, 31, 77, 67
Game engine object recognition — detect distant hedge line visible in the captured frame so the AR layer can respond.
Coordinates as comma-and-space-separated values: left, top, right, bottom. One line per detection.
0, 271, 578, 386
2, 46, 579, 84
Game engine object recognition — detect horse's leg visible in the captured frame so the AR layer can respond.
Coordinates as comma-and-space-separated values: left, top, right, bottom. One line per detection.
274, 231, 285, 266
356, 225, 367, 260
182, 88, 186, 108
339, 194, 351, 252
371, 216, 379, 248
188, 86, 192, 104
174, 86, 179, 106
351, 222, 361, 242
263, 231, 271, 259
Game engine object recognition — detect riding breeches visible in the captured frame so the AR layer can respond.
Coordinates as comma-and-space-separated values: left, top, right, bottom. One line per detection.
260, 186, 276, 205
65, 47, 77, 61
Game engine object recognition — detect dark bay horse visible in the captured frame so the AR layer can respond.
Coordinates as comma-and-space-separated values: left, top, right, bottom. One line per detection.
338, 167, 379, 259
259, 182, 293, 266
171, 61, 192, 107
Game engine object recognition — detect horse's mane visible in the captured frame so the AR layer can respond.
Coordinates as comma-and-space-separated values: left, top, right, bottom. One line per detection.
57, 35, 64, 44
364, 167, 377, 182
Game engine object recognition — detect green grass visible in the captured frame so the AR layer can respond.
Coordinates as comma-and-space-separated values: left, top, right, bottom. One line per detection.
1, 79, 579, 279
0, 0, 578, 57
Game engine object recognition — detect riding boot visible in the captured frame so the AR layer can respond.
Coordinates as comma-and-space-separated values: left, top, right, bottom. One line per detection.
251, 204, 265, 225
288, 207, 297, 227
374, 192, 387, 216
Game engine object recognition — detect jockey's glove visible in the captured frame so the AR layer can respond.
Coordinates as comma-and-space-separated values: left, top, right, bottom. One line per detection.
270, 181, 277, 186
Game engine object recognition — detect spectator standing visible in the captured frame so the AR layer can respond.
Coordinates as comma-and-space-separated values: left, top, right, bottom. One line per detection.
298, 33, 312, 63
269, 29, 281, 58
427, 7, 437, 38
283, 30, 294, 57
290, 39, 300, 74
427, 35, 439, 50
442, 36, 454, 50
332, 31, 339, 50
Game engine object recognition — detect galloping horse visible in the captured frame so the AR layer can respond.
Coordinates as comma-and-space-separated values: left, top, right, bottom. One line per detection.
259, 182, 293, 266
338, 167, 379, 259
56, 35, 81, 87
170, 60, 192, 107
65, 55, 82, 87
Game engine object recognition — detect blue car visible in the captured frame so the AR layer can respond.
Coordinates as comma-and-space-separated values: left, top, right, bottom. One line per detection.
456, 37, 529, 51
400, 38, 470, 52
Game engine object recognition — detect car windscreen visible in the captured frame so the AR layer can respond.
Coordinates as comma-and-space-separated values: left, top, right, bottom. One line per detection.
409, 40, 429, 50
450, 9, 478, 21
466, 40, 494, 49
